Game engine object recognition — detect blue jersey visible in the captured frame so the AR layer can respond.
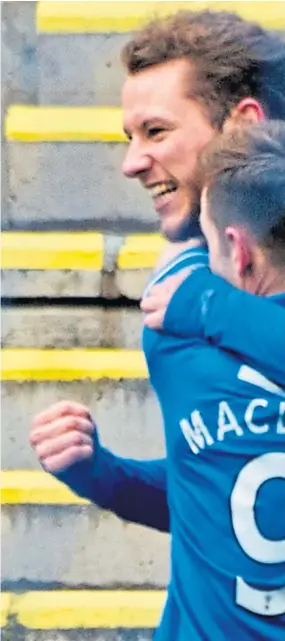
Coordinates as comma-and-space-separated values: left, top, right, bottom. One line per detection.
143, 246, 285, 641
163, 267, 285, 387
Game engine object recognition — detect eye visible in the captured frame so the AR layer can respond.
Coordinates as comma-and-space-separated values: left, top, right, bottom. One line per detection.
148, 127, 166, 139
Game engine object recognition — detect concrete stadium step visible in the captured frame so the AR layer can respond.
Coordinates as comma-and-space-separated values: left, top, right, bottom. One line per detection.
35, 1, 284, 107
37, 1, 283, 32
2, 307, 142, 349
1, 589, 164, 638
2, 372, 164, 469
2, 348, 147, 381
3, 2, 284, 114
38, 32, 130, 107
3, 2, 283, 114
4, 104, 155, 232
4, 105, 155, 232
1, 232, 166, 299
3, 143, 154, 233
2, 2, 38, 111
2, 506, 168, 588
1, 473, 169, 587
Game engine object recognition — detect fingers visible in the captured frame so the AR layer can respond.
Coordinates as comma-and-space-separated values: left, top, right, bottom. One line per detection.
143, 310, 165, 330
140, 267, 193, 329
140, 293, 165, 313
33, 400, 91, 428
30, 400, 95, 474
42, 445, 93, 475
141, 268, 192, 314
35, 430, 93, 462
140, 290, 166, 328
165, 267, 192, 288
30, 415, 94, 447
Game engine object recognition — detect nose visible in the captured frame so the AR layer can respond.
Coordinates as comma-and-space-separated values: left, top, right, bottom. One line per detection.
122, 139, 152, 178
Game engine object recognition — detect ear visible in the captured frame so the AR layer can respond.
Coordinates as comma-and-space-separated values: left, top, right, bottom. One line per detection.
225, 225, 254, 279
226, 98, 266, 128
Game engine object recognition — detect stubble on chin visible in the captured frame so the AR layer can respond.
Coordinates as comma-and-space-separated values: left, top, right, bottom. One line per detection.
163, 204, 203, 242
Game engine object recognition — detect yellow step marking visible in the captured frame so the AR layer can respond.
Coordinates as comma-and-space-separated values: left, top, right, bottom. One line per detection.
1, 471, 88, 505
1, 593, 12, 627
37, 1, 285, 32
1, 232, 166, 271
1, 349, 147, 381
5, 106, 126, 142
118, 234, 166, 270
1, 590, 165, 629
1, 232, 103, 271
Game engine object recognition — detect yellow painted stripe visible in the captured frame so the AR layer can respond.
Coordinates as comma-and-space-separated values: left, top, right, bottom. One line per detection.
1, 471, 89, 505
1, 232, 166, 271
5, 106, 126, 142
1, 590, 165, 629
1, 232, 103, 271
1, 593, 12, 627
37, 1, 285, 33
118, 234, 166, 270
1, 349, 147, 381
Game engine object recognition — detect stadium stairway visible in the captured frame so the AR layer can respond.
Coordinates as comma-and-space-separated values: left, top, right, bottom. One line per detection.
2, 2, 285, 639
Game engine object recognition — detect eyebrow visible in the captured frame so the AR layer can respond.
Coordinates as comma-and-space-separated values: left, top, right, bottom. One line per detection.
142, 118, 170, 129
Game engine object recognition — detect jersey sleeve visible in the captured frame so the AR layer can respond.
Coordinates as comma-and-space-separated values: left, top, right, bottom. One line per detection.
55, 430, 169, 532
163, 268, 285, 387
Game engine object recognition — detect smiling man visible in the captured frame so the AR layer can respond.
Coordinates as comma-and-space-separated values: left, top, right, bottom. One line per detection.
120, 11, 275, 243
122, 56, 213, 241
31, 10, 285, 640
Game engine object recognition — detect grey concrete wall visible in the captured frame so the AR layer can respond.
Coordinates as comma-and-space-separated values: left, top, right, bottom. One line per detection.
2, 270, 103, 298
1, 3, 158, 233
2, 4, 285, 234
38, 34, 129, 107
1, 2, 38, 110
2, 380, 164, 469
2, 1, 38, 231
3, 142, 156, 232
1, 267, 153, 299
2, 307, 142, 349
2, 375, 168, 589
2, 504, 169, 587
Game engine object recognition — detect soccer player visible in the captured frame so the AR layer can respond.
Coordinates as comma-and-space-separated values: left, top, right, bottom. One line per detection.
142, 119, 285, 639
30, 10, 285, 632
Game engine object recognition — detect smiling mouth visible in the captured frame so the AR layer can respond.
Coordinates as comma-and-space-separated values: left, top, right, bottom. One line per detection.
148, 181, 177, 199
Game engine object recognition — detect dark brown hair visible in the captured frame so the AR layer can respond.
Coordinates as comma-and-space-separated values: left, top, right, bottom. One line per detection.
198, 121, 285, 267
121, 10, 285, 128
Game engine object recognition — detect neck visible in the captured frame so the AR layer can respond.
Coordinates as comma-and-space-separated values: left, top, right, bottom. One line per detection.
244, 246, 285, 296
252, 266, 285, 297
167, 205, 203, 242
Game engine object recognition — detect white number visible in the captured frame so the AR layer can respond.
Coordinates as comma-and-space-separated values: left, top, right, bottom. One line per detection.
230, 452, 285, 616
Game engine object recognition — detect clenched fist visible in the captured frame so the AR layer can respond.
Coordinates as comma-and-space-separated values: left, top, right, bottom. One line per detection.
30, 400, 95, 474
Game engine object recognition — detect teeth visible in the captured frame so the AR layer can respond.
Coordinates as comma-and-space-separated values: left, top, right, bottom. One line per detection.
149, 182, 176, 198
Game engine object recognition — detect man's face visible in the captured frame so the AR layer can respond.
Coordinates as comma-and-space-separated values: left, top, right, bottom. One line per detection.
200, 189, 239, 286
200, 188, 259, 292
122, 59, 216, 240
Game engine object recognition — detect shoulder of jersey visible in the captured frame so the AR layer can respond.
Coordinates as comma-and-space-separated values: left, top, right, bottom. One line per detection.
144, 247, 209, 298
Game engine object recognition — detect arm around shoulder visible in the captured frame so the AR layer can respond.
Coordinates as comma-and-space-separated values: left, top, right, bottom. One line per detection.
164, 269, 285, 386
